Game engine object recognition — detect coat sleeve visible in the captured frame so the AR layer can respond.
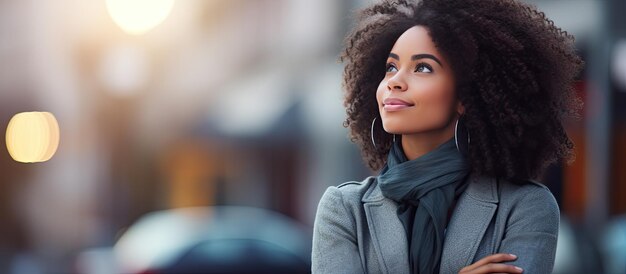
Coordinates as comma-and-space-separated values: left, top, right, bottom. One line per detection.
311, 186, 364, 273
497, 186, 560, 274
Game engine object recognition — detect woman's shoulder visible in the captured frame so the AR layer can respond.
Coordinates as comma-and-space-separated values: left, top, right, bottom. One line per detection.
321, 176, 377, 203
495, 177, 560, 223
336, 176, 377, 193
314, 177, 378, 226
498, 178, 557, 204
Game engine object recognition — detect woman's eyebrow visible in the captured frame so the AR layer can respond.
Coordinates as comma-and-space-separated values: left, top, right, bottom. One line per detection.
388, 52, 443, 67
388, 53, 400, 60
412, 54, 443, 67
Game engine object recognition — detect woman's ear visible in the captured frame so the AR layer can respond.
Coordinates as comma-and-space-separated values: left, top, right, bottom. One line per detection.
456, 101, 465, 116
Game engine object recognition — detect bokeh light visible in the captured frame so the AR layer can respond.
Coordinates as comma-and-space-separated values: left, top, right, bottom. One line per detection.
5, 112, 60, 163
106, 0, 175, 35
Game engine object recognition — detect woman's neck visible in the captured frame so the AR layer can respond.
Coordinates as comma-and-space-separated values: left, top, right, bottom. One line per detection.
400, 127, 455, 161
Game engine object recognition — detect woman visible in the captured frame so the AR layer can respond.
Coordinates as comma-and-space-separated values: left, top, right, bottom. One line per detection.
312, 0, 583, 273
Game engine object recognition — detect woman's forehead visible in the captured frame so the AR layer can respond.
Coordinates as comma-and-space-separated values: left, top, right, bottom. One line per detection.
389, 26, 439, 58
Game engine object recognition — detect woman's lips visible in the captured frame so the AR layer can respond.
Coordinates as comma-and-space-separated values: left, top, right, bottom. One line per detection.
383, 98, 414, 111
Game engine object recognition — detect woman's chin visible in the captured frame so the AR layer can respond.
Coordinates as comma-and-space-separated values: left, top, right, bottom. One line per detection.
381, 126, 404, 135
381, 120, 408, 135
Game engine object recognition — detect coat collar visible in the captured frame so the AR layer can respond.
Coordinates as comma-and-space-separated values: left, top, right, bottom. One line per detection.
361, 176, 410, 274
439, 175, 500, 273
360, 175, 500, 274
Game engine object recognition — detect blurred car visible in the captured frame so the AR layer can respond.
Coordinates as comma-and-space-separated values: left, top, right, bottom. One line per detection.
75, 206, 312, 274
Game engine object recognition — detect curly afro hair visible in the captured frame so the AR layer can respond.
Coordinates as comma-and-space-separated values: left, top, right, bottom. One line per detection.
340, 0, 584, 180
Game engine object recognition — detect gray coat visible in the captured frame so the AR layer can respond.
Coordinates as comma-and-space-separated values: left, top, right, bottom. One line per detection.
311, 175, 559, 274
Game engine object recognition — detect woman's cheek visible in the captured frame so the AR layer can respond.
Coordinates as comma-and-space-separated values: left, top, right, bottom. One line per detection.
376, 82, 386, 108
418, 89, 455, 126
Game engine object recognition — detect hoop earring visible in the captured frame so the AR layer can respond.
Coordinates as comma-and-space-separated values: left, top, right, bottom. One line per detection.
372, 117, 396, 149
454, 115, 470, 156
371, 117, 377, 148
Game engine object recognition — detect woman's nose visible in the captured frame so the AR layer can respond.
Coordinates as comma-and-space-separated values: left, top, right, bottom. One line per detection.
387, 74, 407, 91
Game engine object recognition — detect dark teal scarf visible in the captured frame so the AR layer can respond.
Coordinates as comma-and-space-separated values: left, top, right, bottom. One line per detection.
378, 137, 470, 274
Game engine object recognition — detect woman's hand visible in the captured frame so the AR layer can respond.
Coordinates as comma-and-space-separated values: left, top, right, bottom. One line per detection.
458, 253, 523, 274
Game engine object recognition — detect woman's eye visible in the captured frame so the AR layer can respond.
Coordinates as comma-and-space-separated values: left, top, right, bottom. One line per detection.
385, 64, 397, 73
415, 63, 433, 73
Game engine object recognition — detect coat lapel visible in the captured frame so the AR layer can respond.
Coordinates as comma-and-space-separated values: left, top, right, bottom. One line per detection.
362, 179, 411, 274
439, 176, 499, 274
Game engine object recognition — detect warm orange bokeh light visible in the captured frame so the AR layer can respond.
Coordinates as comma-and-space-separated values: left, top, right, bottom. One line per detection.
5, 112, 60, 163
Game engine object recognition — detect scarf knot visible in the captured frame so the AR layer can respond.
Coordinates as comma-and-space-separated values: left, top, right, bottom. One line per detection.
378, 138, 469, 274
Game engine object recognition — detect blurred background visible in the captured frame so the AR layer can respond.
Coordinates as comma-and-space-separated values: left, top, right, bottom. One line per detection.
0, 0, 624, 273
